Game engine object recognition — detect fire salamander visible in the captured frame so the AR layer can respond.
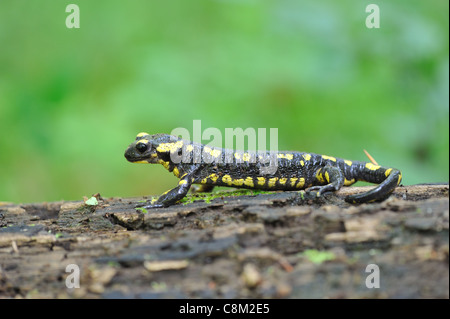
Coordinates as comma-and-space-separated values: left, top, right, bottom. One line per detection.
124, 133, 402, 209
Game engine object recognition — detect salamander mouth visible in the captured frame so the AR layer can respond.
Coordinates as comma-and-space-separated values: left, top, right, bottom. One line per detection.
125, 156, 158, 164
131, 156, 159, 164
124, 147, 159, 163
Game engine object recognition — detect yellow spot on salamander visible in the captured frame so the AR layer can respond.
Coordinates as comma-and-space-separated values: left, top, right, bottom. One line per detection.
277, 154, 294, 160
209, 174, 219, 183
174, 140, 184, 150
296, 178, 305, 188
173, 167, 180, 177
179, 180, 188, 186
316, 174, 325, 184
290, 177, 298, 187
325, 171, 330, 183
210, 149, 221, 158
279, 178, 287, 185
234, 153, 241, 160
186, 144, 194, 152
242, 153, 251, 161
316, 170, 325, 184
222, 175, 233, 186
397, 173, 402, 185
385, 168, 392, 177
302, 154, 311, 161
257, 177, 266, 186
344, 178, 356, 186
300, 160, 304, 166
157, 141, 184, 153
137, 132, 149, 138
157, 143, 174, 153
201, 178, 208, 184
365, 163, 381, 171
244, 177, 254, 187
268, 177, 278, 187
158, 160, 170, 169
204, 146, 212, 153
232, 179, 244, 186
133, 160, 149, 164
322, 155, 336, 162
344, 160, 352, 166
137, 139, 149, 146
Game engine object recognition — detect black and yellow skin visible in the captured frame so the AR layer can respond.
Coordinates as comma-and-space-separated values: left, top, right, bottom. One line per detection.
124, 133, 402, 209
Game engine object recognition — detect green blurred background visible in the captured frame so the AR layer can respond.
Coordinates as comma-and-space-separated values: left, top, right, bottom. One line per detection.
0, 0, 448, 204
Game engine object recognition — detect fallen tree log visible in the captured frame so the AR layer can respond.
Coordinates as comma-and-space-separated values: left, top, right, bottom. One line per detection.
0, 184, 448, 298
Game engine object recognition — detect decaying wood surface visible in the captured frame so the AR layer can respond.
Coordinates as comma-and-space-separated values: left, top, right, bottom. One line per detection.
0, 184, 448, 298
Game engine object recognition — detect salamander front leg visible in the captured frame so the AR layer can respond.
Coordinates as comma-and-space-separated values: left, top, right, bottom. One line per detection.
307, 166, 345, 197
138, 175, 194, 209
190, 184, 215, 193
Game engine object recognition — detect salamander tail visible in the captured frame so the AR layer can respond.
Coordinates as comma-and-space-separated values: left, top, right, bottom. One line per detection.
345, 168, 402, 203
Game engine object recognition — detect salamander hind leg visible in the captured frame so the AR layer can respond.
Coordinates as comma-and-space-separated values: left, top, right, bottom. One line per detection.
307, 166, 345, 197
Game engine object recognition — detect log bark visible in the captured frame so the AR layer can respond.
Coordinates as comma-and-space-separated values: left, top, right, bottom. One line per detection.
0, 184, 448, 298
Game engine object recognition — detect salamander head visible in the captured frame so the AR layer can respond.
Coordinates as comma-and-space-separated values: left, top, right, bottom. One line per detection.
124, 132, 182, 163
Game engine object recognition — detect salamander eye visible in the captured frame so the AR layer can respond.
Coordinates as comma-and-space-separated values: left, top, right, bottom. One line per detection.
136, 142, 149, 153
